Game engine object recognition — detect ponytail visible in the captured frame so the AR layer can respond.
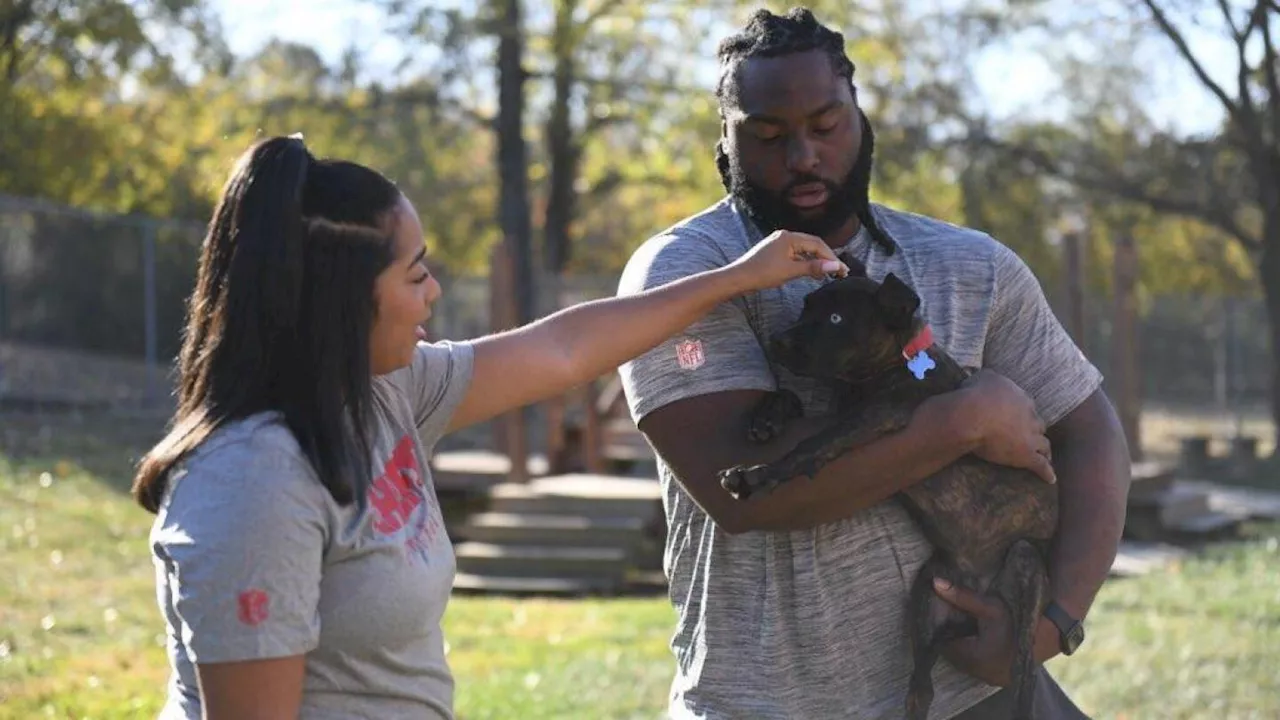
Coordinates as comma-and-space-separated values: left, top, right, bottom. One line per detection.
133, 137, 401, 513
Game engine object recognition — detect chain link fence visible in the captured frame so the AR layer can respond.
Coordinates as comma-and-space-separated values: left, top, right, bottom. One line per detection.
0, 192, 1271, 453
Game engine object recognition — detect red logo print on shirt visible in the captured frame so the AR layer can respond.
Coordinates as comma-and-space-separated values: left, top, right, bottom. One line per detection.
237, 589, 270, 626
368, 435, 424, 535
675, 339, 705, 370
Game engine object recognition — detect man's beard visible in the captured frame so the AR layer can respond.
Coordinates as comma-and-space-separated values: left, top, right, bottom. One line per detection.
718, 108, 875, 239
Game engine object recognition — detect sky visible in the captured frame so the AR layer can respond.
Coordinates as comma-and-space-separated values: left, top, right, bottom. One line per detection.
210, 0, 1236, 137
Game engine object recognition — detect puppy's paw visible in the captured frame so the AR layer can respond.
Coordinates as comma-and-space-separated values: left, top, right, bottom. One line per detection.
718, 464, 772, 500
747, 415, 782, 445
746, 390, 803, 445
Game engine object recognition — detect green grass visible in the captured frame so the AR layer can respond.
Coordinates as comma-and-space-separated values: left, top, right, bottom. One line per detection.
2, 414, 1279, 719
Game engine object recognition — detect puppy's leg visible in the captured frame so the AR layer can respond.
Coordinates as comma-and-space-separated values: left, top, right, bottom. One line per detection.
906, 554, 945, 720
745, 389, 804, 445
993, 539, 1050, 720
719, 402, 913, 500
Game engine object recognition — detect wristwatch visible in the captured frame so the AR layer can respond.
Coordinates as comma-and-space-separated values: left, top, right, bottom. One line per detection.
1043, 601, 1085, 655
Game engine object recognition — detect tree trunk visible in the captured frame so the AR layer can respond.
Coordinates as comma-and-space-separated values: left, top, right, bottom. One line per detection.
543, 0, 579, 275
1062, 228, 1087, 352
495, 0, 533, 480
1260, 221, 1280, 450
1111, 229, 1142, 461
497, 0, 534, 323
540, 0, 581, 473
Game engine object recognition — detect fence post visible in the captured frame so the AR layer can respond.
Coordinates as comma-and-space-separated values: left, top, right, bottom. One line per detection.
143, 223, 159, 407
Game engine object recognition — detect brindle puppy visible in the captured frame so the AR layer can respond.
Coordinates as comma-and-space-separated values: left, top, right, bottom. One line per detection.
718, 270, 1057, 720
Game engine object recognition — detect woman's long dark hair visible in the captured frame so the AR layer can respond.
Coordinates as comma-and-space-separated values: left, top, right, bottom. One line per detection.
133, 136, 402, 513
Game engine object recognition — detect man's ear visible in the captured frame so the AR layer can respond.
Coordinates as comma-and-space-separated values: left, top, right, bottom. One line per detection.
875, 273, 920, 330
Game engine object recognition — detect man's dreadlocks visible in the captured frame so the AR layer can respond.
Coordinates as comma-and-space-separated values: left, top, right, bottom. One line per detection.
713, 8, 896, 255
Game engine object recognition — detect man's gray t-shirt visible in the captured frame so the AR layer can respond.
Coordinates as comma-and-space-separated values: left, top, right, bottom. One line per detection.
150, 340, 474, 719
617, 198, 1102, 719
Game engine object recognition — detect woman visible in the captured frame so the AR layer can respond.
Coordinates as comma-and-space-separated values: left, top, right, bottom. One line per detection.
134, 135, 847, 719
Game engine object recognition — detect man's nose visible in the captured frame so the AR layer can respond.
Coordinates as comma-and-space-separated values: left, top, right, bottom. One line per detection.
786, 135, 819, 175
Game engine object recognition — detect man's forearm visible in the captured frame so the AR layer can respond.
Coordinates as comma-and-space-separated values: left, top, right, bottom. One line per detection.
1045, 391, 1132, 620
731, 395, 979, 532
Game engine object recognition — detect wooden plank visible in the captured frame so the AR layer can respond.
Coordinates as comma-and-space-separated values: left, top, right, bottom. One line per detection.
1180, 480, 1280, 520
452, 573, 614, 595
1109, 541, 1187, 577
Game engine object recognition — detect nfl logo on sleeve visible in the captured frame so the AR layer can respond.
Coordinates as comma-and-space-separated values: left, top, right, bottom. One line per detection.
675, 339, 705, 370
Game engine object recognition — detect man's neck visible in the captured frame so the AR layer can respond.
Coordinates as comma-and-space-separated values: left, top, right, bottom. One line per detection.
823, 215, 861, 250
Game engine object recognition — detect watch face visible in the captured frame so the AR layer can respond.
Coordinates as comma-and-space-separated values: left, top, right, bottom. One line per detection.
1064, 624, 1085, 653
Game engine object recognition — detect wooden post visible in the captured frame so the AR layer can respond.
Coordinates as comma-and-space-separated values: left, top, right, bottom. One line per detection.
583, 378, 605, 473
1063, 229, 1087, 353
1112, 231, 1143, 461
488, 243, 529, 483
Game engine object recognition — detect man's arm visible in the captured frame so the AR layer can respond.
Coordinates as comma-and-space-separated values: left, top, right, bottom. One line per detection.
640, 389, 977, 534
1038, 389, 1131, 651
937, 240, 1131, 676
639, 371, 1055, 535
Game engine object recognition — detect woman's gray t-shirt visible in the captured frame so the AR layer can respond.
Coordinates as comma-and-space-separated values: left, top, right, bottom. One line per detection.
150, 340, 474, 719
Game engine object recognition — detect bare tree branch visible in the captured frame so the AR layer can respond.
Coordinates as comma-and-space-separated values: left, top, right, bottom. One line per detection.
584, 112, 627, 136
525, 69, 699, 97
975, 133, 1258, 251
1257, 2, 1280, 147
1141, 0, 1243, 123
1213, 0, 1244, 39
579, 0, 628, 32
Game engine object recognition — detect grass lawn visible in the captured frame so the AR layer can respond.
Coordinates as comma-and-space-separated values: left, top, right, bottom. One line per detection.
2, 414, 1278, 719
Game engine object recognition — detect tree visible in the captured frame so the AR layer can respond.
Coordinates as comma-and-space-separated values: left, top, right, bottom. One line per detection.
968, 1, 1280, 429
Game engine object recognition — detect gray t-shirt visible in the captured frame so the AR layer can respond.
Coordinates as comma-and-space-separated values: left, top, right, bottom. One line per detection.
150, 340, 475, 719
617, 199, 1102, 720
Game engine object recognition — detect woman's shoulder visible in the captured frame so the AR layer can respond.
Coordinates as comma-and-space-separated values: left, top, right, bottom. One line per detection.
161, 412, 329, 517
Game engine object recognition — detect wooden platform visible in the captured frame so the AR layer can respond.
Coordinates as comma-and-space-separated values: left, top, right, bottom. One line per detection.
451, 473, 664, 595
1124, 457, 1280, 544
1109, 541, 1188, 577
430, 450, 550, 494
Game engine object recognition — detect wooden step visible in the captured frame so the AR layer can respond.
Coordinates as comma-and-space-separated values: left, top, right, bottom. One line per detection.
1157, 485, 1214, 527
488, 474, 662, 519
457, 512, 645, 547
452, 573, 614, 595
454, 541, 630, 580
431, 450, 550, 493
1109, 541, 1188, 577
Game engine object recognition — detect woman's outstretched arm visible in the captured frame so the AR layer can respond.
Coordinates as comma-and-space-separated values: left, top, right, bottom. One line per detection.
446, 230, 845, 433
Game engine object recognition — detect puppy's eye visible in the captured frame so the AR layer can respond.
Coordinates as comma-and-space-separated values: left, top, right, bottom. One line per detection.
829, 313, 842, 325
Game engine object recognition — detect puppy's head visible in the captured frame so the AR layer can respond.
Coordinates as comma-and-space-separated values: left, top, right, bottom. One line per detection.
770, 272, 924, 384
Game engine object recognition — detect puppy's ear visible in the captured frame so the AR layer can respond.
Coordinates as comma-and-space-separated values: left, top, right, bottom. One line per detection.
875, 273, 920, 330
837, 249, 867, 277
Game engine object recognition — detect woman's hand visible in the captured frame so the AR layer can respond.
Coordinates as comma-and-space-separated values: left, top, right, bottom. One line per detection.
725, 230, 849, 291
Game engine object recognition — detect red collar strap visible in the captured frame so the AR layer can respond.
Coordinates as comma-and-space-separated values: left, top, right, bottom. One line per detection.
902, 325, 934, 359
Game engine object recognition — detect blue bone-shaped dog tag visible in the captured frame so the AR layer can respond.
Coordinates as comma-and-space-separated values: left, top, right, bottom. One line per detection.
906, 351, 935, 380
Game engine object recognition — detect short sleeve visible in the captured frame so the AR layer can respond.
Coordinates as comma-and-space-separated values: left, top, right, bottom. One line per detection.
982, 242, 1104, 426
616, 230, 776, 423
397, 339, 476, 447
152, 426, 329, 664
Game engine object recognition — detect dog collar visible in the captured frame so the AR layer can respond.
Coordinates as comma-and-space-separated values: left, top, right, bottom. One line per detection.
902, 325, 936, 380
902, 325, 934, 359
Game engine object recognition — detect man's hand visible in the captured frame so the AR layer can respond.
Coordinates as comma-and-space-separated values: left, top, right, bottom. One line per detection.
932, 578, 1061, 687
956, 370, 1056, 485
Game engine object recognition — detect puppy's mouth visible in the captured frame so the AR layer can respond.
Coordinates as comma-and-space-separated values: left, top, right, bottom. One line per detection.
770, 334, 810, 374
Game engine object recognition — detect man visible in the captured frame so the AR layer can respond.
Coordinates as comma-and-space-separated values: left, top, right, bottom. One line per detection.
616, 8, 1131, 719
